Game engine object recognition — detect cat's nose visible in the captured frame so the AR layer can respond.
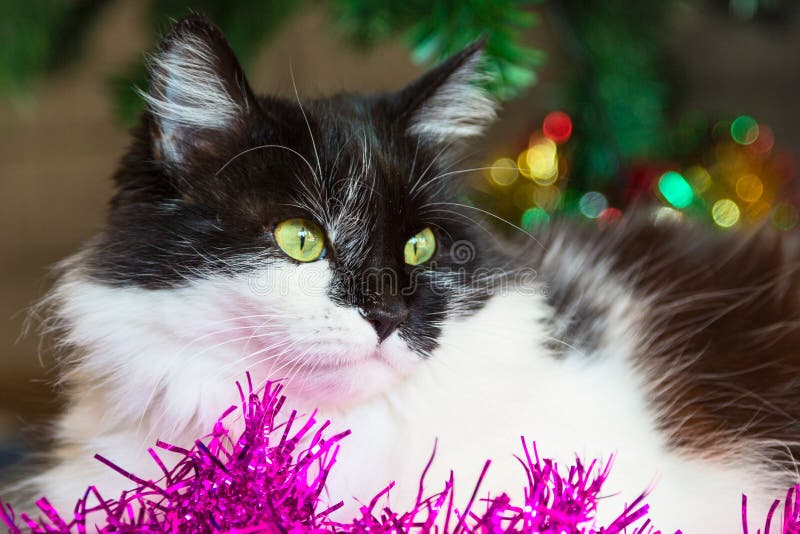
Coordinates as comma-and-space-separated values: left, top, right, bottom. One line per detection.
360, 303, 408, 343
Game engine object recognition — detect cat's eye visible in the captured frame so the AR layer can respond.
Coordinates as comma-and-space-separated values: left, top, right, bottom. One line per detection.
274, 218, 326, 262
404, 227, 436, 266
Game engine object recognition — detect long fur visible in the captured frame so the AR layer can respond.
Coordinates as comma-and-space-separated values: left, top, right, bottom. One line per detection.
6, 15, 800, 532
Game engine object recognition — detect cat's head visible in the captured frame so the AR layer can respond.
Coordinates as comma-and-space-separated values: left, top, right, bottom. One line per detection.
67, 15, 501, 406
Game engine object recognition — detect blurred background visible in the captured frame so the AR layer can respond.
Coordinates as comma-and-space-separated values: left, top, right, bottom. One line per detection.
0, 0, 798, 473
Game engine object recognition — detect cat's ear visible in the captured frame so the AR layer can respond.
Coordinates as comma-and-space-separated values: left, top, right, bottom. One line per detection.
398, 39, 498, 145
140, 15, 258, 165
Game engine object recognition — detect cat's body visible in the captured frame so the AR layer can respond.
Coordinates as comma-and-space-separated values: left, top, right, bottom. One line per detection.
10, 15, 800, 532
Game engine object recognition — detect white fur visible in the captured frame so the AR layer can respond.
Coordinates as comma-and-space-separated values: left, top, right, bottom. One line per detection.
138, 34, 243, 161
407, 53, 497, 143
26, 250, 784, 532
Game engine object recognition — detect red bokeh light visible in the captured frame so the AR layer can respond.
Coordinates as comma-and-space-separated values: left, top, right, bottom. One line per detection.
542, 111, 573, 143
749, 124, 775, 154
598, 207, 622, 226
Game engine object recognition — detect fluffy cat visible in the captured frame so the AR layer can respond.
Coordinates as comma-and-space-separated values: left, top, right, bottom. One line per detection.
11, 15, 800, 531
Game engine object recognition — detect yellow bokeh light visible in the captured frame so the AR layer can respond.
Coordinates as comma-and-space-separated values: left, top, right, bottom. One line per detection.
532, 185, 561, 211
712, 199, 740, 228
684, 165, 712, 193
488, 157, 519, 187
518, 139, 558, 185
517, 150, 532, 178
735, 173, 763, 203
747, 200, 771, 221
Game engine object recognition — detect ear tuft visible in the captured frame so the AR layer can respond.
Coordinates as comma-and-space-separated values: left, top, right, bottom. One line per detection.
403, 39, 498, 144
140, 15, 256, 163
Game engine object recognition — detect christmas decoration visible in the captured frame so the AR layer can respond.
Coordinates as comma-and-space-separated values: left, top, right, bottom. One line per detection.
474, 110, 798, 236
1, 376, 799, 533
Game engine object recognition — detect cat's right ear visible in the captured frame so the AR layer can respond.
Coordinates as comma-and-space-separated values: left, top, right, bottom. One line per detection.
140, 15, 258, 167
395, 39, 498, 147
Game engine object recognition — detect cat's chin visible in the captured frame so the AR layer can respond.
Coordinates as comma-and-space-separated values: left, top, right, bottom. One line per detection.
262, 331, 420, 407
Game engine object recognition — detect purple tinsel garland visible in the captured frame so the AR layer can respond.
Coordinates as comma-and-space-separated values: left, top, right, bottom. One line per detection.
1, 376, 798, 533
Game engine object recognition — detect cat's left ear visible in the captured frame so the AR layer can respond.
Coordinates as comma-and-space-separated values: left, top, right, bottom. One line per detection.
141, 15, 259, 166
397, 39, 498, 145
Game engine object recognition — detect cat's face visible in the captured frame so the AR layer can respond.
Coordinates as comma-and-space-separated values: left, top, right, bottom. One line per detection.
76, 16, 499, 404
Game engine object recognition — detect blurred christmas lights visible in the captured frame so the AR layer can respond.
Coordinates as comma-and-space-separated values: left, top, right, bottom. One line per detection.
685, 165, 712, 193
522, 207, 550, 230
772, 203, 799, 231
490, 157, 519, 187
579, 192, 608, 219
480, 111, 796, 233
542, 111, 573, 143
735, 173, 763, 203
730, 115, 759, 145
658, 171, 694, 209
712, 199, 741, 228
520, 138, 559, 184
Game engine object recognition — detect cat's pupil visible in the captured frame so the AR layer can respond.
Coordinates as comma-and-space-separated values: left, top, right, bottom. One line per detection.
298, 227, 307, 250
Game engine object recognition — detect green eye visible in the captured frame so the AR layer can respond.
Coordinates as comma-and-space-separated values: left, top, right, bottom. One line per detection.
274, 218, 326, 262
404, 227, 436, 266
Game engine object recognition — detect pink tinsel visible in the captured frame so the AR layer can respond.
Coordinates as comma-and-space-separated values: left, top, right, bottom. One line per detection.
0, 376, 797, 533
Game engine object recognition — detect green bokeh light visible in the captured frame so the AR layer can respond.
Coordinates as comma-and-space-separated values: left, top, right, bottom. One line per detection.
772, 203, 799, 231
730, 115, 759, 145
658, 171, 694, 209
521, 207, 550, 230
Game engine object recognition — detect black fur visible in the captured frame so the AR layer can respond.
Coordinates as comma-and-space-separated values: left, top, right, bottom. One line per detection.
85, 15, 496, 357
535, 217, 800, 475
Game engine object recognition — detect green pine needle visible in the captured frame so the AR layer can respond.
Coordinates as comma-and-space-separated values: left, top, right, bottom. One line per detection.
328, 0, 544, 100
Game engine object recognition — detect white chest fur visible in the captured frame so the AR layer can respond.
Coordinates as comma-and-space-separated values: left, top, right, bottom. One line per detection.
318, 292, 776, 532
34, 276, 778, 532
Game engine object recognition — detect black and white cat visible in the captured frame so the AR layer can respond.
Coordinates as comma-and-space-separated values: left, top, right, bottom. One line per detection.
19, 15, 800, 531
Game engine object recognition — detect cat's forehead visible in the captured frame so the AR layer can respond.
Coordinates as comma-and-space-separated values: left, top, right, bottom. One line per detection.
269, 101, 406, 185
281, 103, 421, 268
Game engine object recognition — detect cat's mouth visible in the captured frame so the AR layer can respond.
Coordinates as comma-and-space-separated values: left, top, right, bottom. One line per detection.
211, 303, 417, 402
242, 331, 417, 403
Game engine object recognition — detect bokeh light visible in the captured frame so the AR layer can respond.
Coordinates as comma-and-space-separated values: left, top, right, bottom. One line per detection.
598, 207, 622, 224
489, 157, 519, 187
772, 202, 799, 231
750, 124, 775, 154
711, 198, 741, 227
521, 207, 551, 230
653, 206, 683, 225
542, 111, 573, 143
473, 113, 790, 234
520, 138, 559, 185
684, 165, 712, 193
730, 115, 759, 145
748, 200, 771, 221
735, 173, 763, 202
658, 171, 694, 208
712, 120, 731, 140
533, 185, 561, 211
578, 191, 608, 219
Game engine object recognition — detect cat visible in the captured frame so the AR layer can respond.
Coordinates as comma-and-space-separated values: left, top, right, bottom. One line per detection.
10, 14, 800, 532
